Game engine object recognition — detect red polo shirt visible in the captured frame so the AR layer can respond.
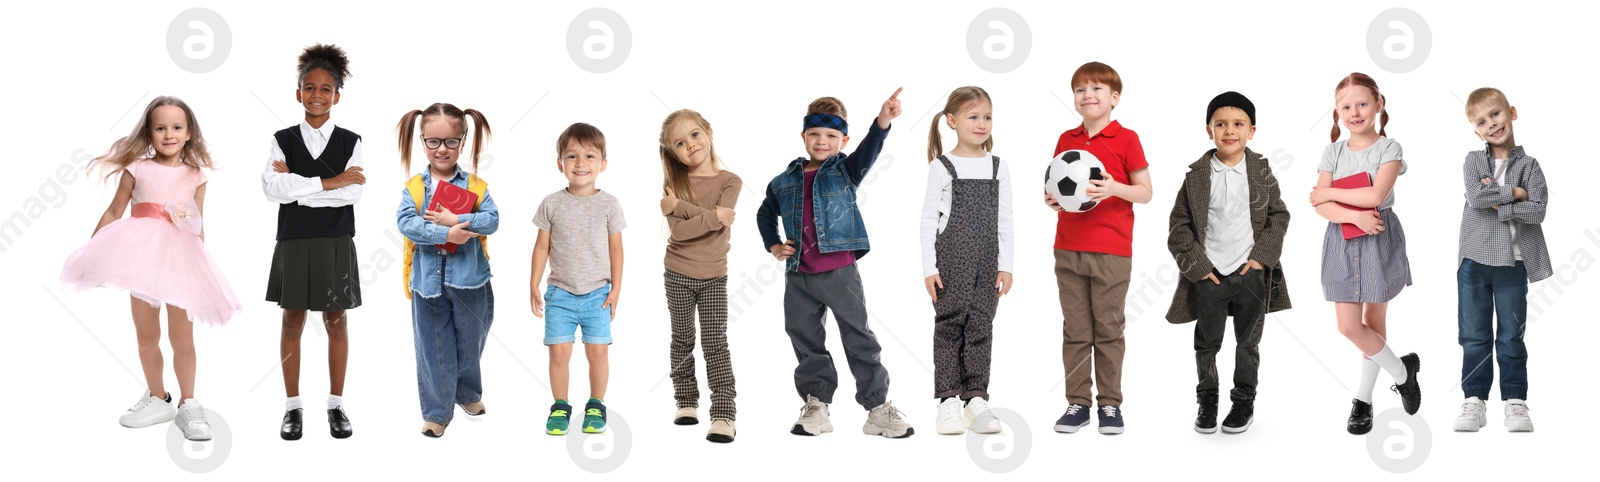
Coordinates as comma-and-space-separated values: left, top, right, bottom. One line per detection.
1052, 120, 1149, 257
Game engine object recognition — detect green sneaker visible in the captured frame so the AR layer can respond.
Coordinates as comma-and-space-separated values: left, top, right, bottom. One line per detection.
546, 401, 573, 435
583, 398, 607, 433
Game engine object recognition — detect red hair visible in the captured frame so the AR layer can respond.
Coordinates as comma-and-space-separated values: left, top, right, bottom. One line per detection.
1330, 72, 1389, 142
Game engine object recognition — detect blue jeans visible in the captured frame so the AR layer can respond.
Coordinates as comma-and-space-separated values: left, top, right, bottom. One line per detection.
411, 281, 495, 425
1457, 259, 1528, 400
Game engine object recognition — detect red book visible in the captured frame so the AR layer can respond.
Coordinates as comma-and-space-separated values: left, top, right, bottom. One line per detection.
1331, 172, 1375, 240
428, 180, 478, 253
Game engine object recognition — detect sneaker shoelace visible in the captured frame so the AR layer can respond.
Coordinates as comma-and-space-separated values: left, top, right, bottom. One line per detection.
878, 403, 907, 422
128, 396, 153, 413
1101, 406, 1119, 418
800, 402, 821, 419
1063, 405, 1083, 416
586, 408, 603, 418
550, 410, 568, 419
1507, 403, 1530, 418
1460, 401, 1484, 417
183, 405, 210, 430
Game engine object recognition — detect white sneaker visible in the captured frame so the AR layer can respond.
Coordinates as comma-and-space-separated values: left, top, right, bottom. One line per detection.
863, 401, 914, 438
119, 390, 175, 428
1453, 397, 1487, 432
963, 397, 1002, 434
174, 399, 214, 441
1504, 399, 1534, 432
791, 395, 833, 436
935, 397, 964, 435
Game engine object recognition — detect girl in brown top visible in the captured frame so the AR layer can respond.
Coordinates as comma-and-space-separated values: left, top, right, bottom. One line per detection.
657, 109, 743, 443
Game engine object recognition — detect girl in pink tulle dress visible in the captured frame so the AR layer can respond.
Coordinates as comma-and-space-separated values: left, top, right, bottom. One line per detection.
59, 96, 240, 441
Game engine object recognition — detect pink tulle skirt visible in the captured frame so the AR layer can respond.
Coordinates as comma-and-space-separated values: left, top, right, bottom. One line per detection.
59, 203, 241, 325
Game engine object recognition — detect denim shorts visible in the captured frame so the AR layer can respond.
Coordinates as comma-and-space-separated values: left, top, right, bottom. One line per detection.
543, 283, 613, 345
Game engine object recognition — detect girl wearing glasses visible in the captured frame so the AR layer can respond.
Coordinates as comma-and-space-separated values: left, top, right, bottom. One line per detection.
395, 103, 501, 438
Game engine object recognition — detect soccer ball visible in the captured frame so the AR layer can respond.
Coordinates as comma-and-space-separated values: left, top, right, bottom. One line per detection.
1045, 150, 1106, 213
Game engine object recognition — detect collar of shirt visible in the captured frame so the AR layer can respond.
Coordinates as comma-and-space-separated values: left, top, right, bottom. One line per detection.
423, 165, 467, 186
1068, 120, 1125, 139
1210, 154, 1247, 174
1481, 143, 1526, 162
299, 120, 337, 142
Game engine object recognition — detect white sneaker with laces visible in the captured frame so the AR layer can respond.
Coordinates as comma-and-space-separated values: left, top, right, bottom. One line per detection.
1504, 399, 1534, 432
964, 397, 1002, 434
935, 397, 964, 435
1453, 397, 1487, 432
175, 399, 214, 441
791, 395, 833, 436
863, 401, 915, 438
119, 390, 175, 428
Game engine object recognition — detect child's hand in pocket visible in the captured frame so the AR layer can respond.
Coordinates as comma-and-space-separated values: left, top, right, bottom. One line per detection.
924, 274, 943, 302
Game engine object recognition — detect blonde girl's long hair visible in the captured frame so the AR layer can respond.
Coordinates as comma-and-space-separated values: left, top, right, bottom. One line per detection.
90, 96, 215, 182
658, 109, 724, 205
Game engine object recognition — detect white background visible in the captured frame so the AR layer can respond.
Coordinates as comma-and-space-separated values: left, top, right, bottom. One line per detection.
4, 0, 1594, 478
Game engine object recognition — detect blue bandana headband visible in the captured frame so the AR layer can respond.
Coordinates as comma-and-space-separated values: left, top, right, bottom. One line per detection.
802, 113, 848, 135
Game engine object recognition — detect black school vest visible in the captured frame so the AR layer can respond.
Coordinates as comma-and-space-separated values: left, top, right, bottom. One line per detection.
273, 126, 359, 240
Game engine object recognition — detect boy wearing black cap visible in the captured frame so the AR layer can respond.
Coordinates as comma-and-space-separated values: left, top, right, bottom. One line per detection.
1165, 92, 1291, 434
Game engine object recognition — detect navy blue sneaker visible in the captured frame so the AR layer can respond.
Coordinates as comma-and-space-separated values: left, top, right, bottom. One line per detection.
1098, 405, 1124, 434
1053, 404, 1090, 433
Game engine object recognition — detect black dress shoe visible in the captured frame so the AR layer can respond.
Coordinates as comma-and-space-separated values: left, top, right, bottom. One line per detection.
281, 408, 303, 441
1391, 353, 1422, 415
329, 407, 353, 439
1347, 399, 1374, 435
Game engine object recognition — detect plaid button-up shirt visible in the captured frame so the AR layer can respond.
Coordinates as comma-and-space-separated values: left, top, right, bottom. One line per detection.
1459, 145, 1551, 282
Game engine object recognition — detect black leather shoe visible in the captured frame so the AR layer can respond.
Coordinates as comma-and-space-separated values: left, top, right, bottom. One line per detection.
329, 407, 353, 439
1347, 399, 1374, 435
1391, 353, 1422, 415
281, 408, 303, 441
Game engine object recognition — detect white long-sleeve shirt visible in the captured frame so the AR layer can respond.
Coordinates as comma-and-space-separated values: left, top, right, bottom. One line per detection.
261, 121, 364, 207
919, 152, 1014, 278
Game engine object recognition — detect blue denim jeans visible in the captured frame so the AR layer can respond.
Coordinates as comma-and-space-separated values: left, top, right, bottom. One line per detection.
1457, 259, 1528, 400
411, 281, 495, 425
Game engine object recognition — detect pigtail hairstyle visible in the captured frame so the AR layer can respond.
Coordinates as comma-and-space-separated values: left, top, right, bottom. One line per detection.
659, 109, 723, 205
297, 43, 351, 90
396, 103, 493, 173
926, 86, 994, 162
90, 96, 215, 182
1330, 72, 1390, 142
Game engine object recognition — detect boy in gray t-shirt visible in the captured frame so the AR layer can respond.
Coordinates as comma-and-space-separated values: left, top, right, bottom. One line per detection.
530, 123, 626, 436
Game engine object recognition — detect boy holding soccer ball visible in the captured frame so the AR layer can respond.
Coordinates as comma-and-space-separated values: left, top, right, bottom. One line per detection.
1045, 62, 1152, 435
1165, 91, 1292, 434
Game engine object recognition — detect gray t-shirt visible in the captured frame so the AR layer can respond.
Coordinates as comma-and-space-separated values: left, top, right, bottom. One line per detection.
532, 189, 627, 295
1318, 137, 1406, 211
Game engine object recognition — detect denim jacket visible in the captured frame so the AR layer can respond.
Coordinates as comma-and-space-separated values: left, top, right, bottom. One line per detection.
756, 119, 889, 272
398, 166, 500, 298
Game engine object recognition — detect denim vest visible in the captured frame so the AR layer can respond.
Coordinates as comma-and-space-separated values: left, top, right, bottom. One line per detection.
757, 120, 889, 272
397, 167, 500, 298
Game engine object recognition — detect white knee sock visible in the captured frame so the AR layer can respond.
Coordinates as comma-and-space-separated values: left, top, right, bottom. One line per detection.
285, 395, 303, 411
328, 394, 344, 410
1355, 358, 1380, 403
1371, 345, 1407, 384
